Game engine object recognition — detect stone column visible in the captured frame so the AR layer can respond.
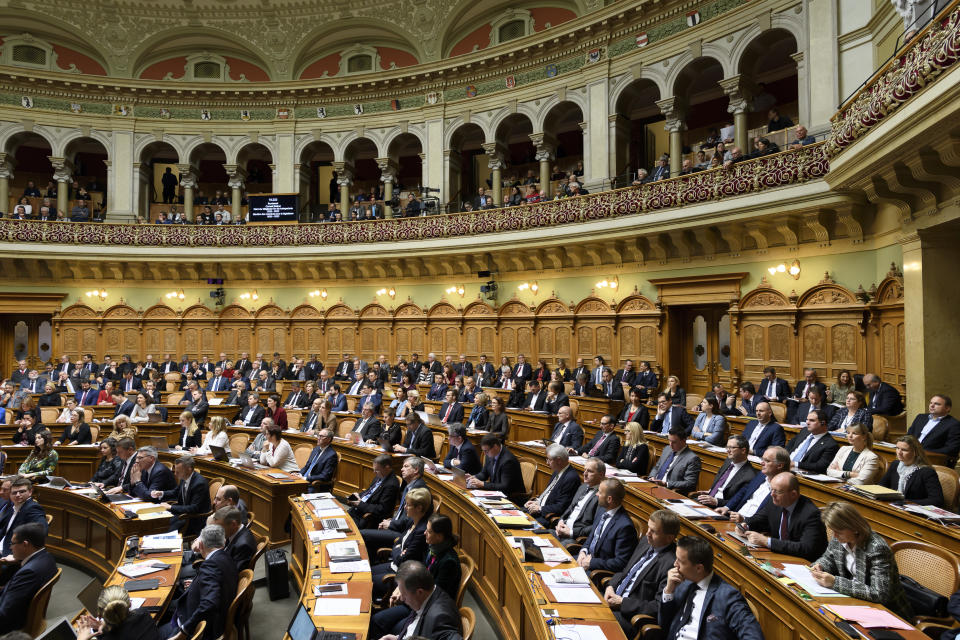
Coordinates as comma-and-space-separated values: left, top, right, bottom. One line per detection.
177, 164, 197, 222
333, 161, 353, 214
443, 150, 461, 211
901, 228, 960, 417
418, 152, 428, 194
719, 75, 750, 154
49, 157, 72, 216
482, 142, 506, 206
608, 114, 629, 186
376, 158, 397, 219
791, 51, 809, 129
223, 164, 246, 221
655, 98, 686, 177
0, 153, 13, 214
528, 132, 555, 198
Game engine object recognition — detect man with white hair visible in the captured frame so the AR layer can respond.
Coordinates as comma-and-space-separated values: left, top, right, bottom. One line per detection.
524, 444, 580, 527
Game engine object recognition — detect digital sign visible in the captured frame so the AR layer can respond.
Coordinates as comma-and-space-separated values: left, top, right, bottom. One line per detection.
248, 193, 298, 222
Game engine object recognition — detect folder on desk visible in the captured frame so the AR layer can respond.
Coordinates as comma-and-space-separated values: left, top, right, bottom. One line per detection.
850, 485, 904, 501
493, 515, 534, 529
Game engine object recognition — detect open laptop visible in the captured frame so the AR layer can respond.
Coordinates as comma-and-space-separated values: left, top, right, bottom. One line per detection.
77, 577, 102, 614
417, 410, 443, 427
94, 483, 134, 503
46, 476, 73, 489
237, 453, 257, 469
35, 618, 77, 640
148, 436, 170, 452
287, 602, 320, 640
209, 445, 231, 463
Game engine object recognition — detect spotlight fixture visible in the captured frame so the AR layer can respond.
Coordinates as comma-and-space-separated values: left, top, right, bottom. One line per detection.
768, 259, 801, 280
376, 287, 396, 299
239, 290, 259, 301
165, 290, 186, 300
308, 289, 328, 300
85, 289, 108, 301
596, 277, 619, 290
517, 281, 540, 294
446, 285, 465, 297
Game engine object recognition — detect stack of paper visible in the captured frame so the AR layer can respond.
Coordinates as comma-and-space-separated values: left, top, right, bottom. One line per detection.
507, 537, 552, 548
329, 559, 371, 573
539, 567, 600, 603
825, 605, 913, 629
326, 541, 361, 562
470, 490, 506, 497
902, 504, 960, 521
551, 625, 607, 640
313, 598, 362, 616
780, 564, 846, 597
118, 561, 168, 578
800, 473, 842, 483
310, 498, 340, 510
308, 530, 346, 542
140, 533, 182, 553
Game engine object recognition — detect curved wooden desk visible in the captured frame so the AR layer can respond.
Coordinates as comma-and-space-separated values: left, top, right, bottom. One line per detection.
511, 442, 929, 640
329, 438, 628, 640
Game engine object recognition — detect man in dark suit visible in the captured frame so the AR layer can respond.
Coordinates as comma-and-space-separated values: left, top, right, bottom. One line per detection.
647, 428, 702, 495
475, 354, 496, 385
350, 405, 382, 442
659, 535, 764, 640
406, 353, 424, 381
75, 379, 98, 406
572, 357, 591, 385
185, 388, 209, 426
326, 385, 348, 412
605, 510, 680, 637
111, 390, 135, 418
225, 380, 248, 406
513, 354, 532, 386
716, 446, 791, 520
524, 444, 581, 526
18, 369, 47, 394
162, 525, 239, 640
550, 406, 584, 449
454, 354, 474, 377
731, 381, 766, 417
0, 523, 58, 634
119, 370, 141, 394
298, 429, 338, 492
390, 560, 462, 639
437, 389, 464, 425
792, 388, 837, 426
359, 457, 427, 552
160, 353, 178, 375
334, 354, 354, 382
211, 485, 249, 525
786, 409, 840, 474
635, 361, 657, 393
0, 478, 47, 557
347, 454, 400, 526
864, 373, 904, 416
575, 415, 621, 464
741, 402, 786, 456
614, 360, 637, 388
211, 506, 256, 574
128, 446, 176, 501
909, 394, 960, 464
53, 354, 72, 378
233, 392, 264, 426
282, 381, 308, 408
467, 435, 526, 502
207, 367, 231, 393
544, 381, 570, 415
346, 370, 368, 396
427, 374, 448, 401
443, 424, 481, 474
743, 472, 829, 562
555, 458, 605, 546
693, 435, 756, 507
423, 353, 443, 378
304, 355, 324, 380
758, 366, 791, 402
786, 368, 827, 423
513, 379, 548, 411
393, 413, 436, 460
576, 478, 638, 573
599, 367, 625, 401
651, 394, 694, 435
153, 455, 211, 536
101, 438, 138, 492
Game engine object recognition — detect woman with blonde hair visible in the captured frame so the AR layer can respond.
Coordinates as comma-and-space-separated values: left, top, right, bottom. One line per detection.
615, 421, 650, 474
878, 435, 945, 507
810, 501, 912, 620
176, 410, 202, 450
77, 584, 160, 640
38, 381, 61, 407
108, 413, 137, 441
826, 423, 881, 484
196, 415, 230, 454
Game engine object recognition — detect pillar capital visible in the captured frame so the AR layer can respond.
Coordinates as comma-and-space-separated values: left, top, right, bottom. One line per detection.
655, 98, 686, 132
0, 152, 14, 180
177, 164, 198, 190
333, 161, 354, 186
481, 142, 507, 170
376, 157, 398, 183
49, 157, 73, 183
223, 164, 247, 189
529, 132, 557, 162
719, 75, 750, 115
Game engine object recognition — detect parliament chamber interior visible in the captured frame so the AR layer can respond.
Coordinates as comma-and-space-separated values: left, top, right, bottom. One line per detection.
0, 0, 959, 638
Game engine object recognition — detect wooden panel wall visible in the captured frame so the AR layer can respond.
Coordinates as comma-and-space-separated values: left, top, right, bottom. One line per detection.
51, 276, 905, 392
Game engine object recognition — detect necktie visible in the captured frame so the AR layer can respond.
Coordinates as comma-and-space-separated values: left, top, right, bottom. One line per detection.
709, 463, 734, 497
305, 449, 324, 477
361, 476, 382, 501
444, 404, 453, 422
655, 451, 674, 480
616, 547, 655, 596
395, 486, 410, 519
540, 470, 562, 504
588, 511, 612, 555
305, 413, 317, 432
589, 434, 607, 456
291, 392, 300, 406
679, 585, 700, 628
792, 434, 815, 462
661, 411, 672, 434
606, 382, 612, 396
779, 510, 789, 539
554, 423, 568, 444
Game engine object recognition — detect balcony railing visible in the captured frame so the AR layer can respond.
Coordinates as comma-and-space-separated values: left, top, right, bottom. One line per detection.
0, 143, 828, 248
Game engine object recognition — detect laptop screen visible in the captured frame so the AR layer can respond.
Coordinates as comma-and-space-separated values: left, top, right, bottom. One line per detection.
35, 618, 78, 640
287, 603, 317, 640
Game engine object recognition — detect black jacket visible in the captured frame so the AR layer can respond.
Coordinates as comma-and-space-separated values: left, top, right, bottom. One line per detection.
615, 443, 650, 475
443, 440, 482, 475
406, 587, 462, 640
172, 547, 239, 639
403, 424, 437, 460
474, 445, 526, 500
608, 540, 676, 621
745, 495, 828, 562
879, 462, 945, 507
349, 473, 400, 524
225, 525, 258, 574
160, 472, 212, 536
578, 431, 621, 465
785, 430, 840, 474
0, 548, 58, 633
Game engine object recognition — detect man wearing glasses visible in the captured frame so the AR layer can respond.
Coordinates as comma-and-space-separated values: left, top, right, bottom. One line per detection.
691, 435, 757, 508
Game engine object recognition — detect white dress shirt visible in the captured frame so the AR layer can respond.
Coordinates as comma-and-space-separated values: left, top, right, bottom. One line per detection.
662, 573, 714, 640
738, 479, 772, 517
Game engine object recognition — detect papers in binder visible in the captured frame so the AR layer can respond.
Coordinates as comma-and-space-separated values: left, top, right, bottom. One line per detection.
140, 533, 181, 552
902, 504, 960, 521
540, 567, 590, 586
780, 564, 847, 597
470, 490, 506, 497
799, 473, 842, 483
329, 560, 371, 573
118, 561, 168, 578
326, 541, 361, 562
550, 588, 601, 604
493, 516, 532, 527
310, 498, 340, 511
824, 605, 913, 629
138, 510, 173, 521
308, 530, 346, 542
551, 624, 607, 639
313, 598, 362, 616
665, 503, 716, 518
507, 537, 552, 548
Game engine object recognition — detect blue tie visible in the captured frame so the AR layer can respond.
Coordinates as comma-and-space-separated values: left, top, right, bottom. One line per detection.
656, 451, 674, 480
305, 449, 324, 478
661, 411, 672, 434
793, 434, 814, 462
616, 547, 656, 596
361, 477, 382, 502
395, 485, 410, 519
588, 511, 612, 555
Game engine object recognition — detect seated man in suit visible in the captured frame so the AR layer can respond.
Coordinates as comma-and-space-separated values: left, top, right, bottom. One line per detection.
297, 429, 338, 492
0, 522, 58, 634
211, 484, 249, 524
378, 560, 462, 639
458, 376, 479, 403
758, 366, 791, 403
604, 509, 680, 637
791, 388, 837, 427
101, 437, 138, 493
716, 446, 791, 521
786, 410, 840, 474
152, 455, 211, 537
730, 381, 765, 417
127, 446, 177, 501
647, 427, 702, 495
350, 404, 382, 442
659, 535, 764, 640
550, 406, 584, 450
112, 389, 135, 418
211, 506, 256, 574
544, 381, 570, 415
908, 394, 960, 465
864, 373, 904, 417
185, 388, 209, 427
393, 412, 436, 460
512, 379, 548, 411
437, 389, 464, 425
555, 458, 606, 547
119, 369, 141, 394
599, 367, 625, 401
574, 414, 621, 465
742, 472, 829, 562
282, 381, 309, 409
207, 367, 231, 393
225, 380, 249, 406
162, 525, 239, 640
346, 454, 400, 527
614, 360, 637, 388
75, 379, 99, 406
359, 457, 427, 552
576, 478, 638, 573
786, 368, 827, 423
356, 385, 382, 415
467, 435, 526, 503
326, 385, 348, 412
741, 402, 786, 456
443, 424, 481, 475
346, 370, 368, 396
233, 392, 264, 427
693, 435, 757, 507
524, 444, 581, 527
0, 477, 47, 560
650, 393, 693, 436
426, 373, 448, 401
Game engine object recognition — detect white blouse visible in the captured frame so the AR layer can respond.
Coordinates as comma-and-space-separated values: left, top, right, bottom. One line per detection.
261, 438, 299, 472
197, 430, 230, 455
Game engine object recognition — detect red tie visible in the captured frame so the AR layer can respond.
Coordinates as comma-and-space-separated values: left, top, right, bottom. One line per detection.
779, 511, 789, 539
444, 404, 453, 421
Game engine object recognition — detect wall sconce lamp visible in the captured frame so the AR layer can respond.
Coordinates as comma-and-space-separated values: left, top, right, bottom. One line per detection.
308, 289, 328, 300
85, 289, 108, 301
445, 285, 465, 297
517, 281, 540, 294
768, 259, 801, 280
377, 287, 397, 299
596, 277, 619, 290
165, 290, 186, 300
239, 290, 260, 301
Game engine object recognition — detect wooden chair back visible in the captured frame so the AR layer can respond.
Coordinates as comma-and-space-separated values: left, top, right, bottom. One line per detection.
346, 395, 358, 412
83, 407, 94, 422
564, 381, 575, 395
89, 424, 100, 442
293, 444, 313, 469
45, 513, 53, 527
768, 402, 787, 423
433, 432, 445, 459
22, 567, 61, 637
645, 443, 657, 474
286, 410, 301, 432
228, 433, 249, 456
207, 477, 225, 505
568, 398, 580, 420
872, 415, 890, 442
222, 568, 255, 640
933, 465, 960, 511
432, 494, 443, 514
457, 553, 476, 607
338, 417, 357, 437
188, 620, 206, 640
518, 457, 537, 496
40, 406, 59, 424
685, 394, 703, 411
460, 606, 476, 640
891, 540, 960, 596
250, 536, 269, 571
